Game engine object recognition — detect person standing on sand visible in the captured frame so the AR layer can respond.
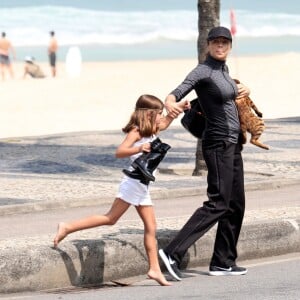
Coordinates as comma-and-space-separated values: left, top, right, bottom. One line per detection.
48, 31, 58, 77
0, 32, 16, 80
53, 94, 189, 286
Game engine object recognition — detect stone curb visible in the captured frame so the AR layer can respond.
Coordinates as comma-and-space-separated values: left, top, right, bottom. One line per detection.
1, 216, 299, 293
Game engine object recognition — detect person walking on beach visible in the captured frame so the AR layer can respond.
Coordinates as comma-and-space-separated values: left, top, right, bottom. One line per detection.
53, 94, 189, 286
0, 32, 16, 80
159, 26, 250, 280
48, 31, 58, 77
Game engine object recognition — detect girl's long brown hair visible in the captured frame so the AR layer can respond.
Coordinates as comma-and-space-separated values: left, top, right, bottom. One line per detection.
122, 94, 164, 137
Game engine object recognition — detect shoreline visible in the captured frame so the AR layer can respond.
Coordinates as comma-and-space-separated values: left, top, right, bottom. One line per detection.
12, 37, 300, 63
0, 53, 299, 139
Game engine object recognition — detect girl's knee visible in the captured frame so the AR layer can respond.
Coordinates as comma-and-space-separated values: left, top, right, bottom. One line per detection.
145, 225, 157, 237
105, 214, 119, 225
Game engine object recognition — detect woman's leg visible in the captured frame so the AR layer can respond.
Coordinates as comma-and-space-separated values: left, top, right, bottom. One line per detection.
53, 198, 130, 247
135, 205, 171, 286
163, 141, 234, 265
210, 143, 245, 267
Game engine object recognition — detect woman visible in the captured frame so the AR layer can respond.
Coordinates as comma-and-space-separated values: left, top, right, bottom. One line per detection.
159, 26, 250, 280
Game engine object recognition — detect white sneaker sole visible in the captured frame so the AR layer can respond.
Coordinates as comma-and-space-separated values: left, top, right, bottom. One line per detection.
209, 270, 248, 276
158, 249, 182, 281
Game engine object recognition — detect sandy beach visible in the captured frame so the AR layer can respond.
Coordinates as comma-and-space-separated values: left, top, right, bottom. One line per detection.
0, 52, 299, 139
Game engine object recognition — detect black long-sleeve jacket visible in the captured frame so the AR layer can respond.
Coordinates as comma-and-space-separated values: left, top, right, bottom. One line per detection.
171, 54, 240, 143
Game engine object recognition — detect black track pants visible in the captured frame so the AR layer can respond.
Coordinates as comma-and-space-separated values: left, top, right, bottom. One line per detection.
164, 141, 245, 267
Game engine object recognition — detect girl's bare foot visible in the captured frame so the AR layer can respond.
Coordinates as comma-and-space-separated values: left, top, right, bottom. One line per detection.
148, 270, 172, 286
53, 222, 68, 247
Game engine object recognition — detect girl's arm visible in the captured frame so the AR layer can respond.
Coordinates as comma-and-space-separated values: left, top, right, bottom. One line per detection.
159, 114, 175, 131
115, 128, 151, 158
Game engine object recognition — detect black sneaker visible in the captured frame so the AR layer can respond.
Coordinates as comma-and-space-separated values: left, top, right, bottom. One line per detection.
158, 249, 182, 281
209, 265, 248, 276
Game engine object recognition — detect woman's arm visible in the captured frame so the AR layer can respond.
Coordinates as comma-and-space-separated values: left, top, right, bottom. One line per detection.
165, 66, 200, 118
115, 128, 151, 158
165, 94, 183, 119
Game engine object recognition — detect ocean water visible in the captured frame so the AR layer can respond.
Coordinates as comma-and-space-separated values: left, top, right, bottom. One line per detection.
1, 0, 300, 62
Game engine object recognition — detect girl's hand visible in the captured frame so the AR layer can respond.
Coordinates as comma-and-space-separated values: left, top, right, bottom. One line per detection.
139, 142, 151, 153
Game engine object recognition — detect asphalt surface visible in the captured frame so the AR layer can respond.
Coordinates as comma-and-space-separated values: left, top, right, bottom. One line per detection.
0, 117, 299, 293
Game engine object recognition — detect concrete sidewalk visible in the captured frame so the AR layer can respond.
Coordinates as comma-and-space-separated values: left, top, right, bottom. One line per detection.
0, 118, 299, 293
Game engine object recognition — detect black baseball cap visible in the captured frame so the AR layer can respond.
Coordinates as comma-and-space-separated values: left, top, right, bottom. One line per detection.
207, 26, 232, 42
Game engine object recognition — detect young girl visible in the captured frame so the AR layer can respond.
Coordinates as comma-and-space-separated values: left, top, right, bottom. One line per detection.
53, 94, 189, 286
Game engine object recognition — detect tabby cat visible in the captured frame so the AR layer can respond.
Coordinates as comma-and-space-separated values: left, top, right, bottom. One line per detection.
234, 79, 269, 150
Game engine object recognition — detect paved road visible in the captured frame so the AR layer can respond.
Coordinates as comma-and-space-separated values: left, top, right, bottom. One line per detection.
0, 184, 299, 240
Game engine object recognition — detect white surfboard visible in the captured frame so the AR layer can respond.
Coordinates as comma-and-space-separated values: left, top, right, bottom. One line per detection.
65, 46, 82, 78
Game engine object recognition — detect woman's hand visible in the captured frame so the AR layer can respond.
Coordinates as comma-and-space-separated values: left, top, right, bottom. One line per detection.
165, 94, 184, 119
159, 99, 190, 131
178, 99, 190, 111
236, 83, 250, 99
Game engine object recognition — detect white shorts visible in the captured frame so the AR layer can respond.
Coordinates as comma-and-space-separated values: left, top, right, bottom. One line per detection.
117, 175, 153, 206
